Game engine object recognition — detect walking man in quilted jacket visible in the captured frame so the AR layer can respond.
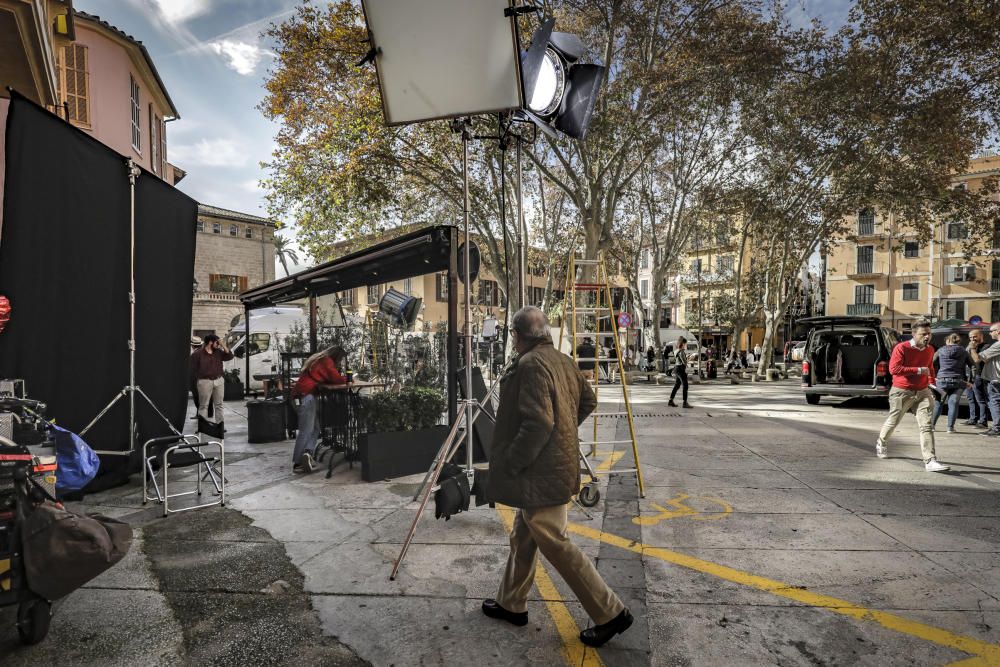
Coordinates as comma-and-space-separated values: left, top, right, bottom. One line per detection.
482, 306, 634, 647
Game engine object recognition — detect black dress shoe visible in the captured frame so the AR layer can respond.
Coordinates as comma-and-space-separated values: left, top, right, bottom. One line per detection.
481, 599, 528, 626
580, 609, 633, 647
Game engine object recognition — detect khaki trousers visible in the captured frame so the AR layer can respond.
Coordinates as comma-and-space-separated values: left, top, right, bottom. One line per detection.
878, 386, 937, 463
497, 504, 624, 625
197, 377, 225, 423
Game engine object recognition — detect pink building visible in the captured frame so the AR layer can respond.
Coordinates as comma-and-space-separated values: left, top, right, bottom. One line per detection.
0, 2, 183, 231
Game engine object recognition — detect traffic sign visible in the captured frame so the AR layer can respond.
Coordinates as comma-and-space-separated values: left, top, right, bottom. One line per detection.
617, 312, 632, 328
970, 315, 983, 325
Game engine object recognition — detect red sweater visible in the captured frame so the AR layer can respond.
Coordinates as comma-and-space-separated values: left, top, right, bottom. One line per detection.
889, 341, 935, 390
293, 357, 347, 397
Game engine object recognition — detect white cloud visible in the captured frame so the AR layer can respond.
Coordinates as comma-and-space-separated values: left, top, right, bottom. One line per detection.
208, 39, 271, 76
149, 0, 209, 25
170, 138, 247, 167
240, 179, 262, 193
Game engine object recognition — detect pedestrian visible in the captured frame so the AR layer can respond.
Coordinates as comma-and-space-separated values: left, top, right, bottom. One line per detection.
875, 320, 950, 472
188, 335, 206, 420
963, 329, 989, 429
971, 324, 1000, 437
576, 337, 597, 374
663, 343, 674, 376
290, 346, 348, 473
931, 333, 971, 433
746, 348, 756, 366
483, 306, 634, 647
668, 336, 692, 408
192, 334, 233, 424
753, 343, 762, 360
646, 345, 656, 372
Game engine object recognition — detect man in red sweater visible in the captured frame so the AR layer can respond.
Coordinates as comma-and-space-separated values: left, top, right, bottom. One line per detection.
876, 321, 949, 472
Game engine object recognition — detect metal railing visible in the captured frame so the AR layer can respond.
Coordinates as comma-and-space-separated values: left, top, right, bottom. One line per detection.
846, 303, 883, 315
991, 277, 1000, 292
846, 262, 884, 276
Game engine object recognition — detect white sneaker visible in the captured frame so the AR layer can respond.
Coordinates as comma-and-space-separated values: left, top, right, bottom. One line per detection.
925, 459, 950, 473
301, 452, 317, 473
875, 439, 887, 459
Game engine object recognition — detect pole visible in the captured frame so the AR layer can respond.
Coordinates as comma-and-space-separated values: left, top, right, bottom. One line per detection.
447, 227, 459, 423
462, 120, 474, 476
244, 305, 251, 397
516, 138, 526, 310
128, 159, 138, 453
309, 294, 318, 353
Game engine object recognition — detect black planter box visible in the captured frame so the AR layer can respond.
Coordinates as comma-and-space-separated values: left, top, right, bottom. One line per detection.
359, 425, 449, 482
224, 378, 244, 401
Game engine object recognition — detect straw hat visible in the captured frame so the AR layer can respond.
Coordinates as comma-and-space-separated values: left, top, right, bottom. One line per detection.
190, 335, 203, 347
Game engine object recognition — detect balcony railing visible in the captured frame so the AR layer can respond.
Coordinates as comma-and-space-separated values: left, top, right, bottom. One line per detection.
991, 277, 1000, 293
846, 303, 883, 316
680, 269, 735, 285
846, 262, 885, 277
194, 290, 241, 302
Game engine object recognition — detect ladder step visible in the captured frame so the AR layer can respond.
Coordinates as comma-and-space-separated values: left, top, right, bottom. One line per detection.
570, 308, 609, 314
573, 259, 602, 265
572, 283, 605, 290
596, 468, 639, 476
590, 412, 628, 417
574, 357, 621, 362
578, 440, 634, 445
571, 332, 616, 336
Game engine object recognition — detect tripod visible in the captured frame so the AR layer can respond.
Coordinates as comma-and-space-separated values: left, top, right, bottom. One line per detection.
81, 159, 181, 456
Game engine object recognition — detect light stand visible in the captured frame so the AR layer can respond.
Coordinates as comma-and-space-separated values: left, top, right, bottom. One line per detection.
81, 159, 181, 455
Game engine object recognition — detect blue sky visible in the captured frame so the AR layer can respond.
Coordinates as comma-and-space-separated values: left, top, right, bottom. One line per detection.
77, 0, 852, 273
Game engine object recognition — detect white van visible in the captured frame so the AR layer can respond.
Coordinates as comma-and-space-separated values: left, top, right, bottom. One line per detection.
223, 307, 308, 389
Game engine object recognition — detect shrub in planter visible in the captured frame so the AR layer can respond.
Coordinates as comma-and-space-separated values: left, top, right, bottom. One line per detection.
359, 387, 447, 482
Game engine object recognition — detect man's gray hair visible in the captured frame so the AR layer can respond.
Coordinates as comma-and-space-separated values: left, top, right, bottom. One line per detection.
512, 306, 551, 341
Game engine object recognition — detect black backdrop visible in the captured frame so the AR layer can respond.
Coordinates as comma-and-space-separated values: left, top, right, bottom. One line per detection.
0, 92, 196, 451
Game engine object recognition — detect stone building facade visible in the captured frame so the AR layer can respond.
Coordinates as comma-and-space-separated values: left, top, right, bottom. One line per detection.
192, 204, 276, 337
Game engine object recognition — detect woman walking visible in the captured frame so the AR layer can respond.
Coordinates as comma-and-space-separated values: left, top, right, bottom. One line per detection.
668, 336, 692, 409
932, 333, 972, 433
291, 346, 349, 472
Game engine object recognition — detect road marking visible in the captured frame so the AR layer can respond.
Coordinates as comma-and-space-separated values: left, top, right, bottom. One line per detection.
566, 522, 1000, 664
632, 493, 732, 526
596, 451, 624, 472
496, 506, 603, 667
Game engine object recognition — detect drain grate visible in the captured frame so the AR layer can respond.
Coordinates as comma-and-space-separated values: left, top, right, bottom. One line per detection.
596, 412, 683, 418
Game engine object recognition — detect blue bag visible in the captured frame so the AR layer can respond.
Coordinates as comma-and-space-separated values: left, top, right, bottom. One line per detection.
51, 425, 100, 492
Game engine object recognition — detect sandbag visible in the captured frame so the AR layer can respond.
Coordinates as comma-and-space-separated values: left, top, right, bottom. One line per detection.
51, 424, 99, 492
434, 463, 470, 521
22, 503, 132, 600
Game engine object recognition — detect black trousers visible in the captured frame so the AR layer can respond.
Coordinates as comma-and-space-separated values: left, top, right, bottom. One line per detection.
670, 367, 688, 402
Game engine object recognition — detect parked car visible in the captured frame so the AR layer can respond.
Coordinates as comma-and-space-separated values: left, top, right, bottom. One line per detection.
799, 316, 900, 405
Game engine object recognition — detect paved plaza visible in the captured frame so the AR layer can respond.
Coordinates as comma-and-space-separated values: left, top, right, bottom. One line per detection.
2, 379, 999, 665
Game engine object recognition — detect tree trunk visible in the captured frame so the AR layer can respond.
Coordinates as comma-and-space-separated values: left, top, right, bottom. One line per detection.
757, 310, 780, 376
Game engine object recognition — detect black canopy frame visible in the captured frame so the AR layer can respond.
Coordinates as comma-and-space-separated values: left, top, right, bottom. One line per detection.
239, 224, 461, 420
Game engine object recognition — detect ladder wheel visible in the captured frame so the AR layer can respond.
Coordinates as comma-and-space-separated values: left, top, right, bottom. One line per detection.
579, 483, 600, 507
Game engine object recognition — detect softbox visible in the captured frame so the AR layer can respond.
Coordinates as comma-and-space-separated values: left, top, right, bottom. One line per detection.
0, 91, 196, 453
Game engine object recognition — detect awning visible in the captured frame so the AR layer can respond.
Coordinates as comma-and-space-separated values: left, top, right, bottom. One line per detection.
240, 224, 457, 308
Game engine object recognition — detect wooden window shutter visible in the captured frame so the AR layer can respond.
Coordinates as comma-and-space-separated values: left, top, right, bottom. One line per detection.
238, 276, 248, 292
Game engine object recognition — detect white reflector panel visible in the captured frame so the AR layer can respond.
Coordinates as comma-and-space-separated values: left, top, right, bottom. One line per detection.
361, 0, 523, 125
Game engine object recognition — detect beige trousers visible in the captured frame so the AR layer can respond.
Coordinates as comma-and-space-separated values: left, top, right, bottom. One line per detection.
197, 377, 225, 422
497, 504, 624, 625
878, 386, 937, 463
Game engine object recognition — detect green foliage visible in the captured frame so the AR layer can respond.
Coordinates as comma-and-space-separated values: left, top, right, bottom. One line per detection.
363, 386, 446, 433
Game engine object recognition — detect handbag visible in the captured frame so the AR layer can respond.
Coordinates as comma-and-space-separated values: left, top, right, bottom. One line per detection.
22, 501, 133, 600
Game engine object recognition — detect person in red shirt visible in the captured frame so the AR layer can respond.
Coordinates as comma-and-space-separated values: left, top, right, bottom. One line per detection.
876, 321, 949, 472
291, 346, 348, 473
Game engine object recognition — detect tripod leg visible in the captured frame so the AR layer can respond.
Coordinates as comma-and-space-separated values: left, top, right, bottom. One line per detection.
136, 387, 183, 436
412, 409, 465, 501
79, 389, 127, 436
391, 411, 466, 580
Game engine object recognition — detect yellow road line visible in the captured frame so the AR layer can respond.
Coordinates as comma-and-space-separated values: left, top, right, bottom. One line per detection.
596, 451, 624, 472
497, 506, 603, 667
566, 522, 1000, 664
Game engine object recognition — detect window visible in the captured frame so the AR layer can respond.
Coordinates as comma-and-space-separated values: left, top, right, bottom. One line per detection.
854, 284, 875, 304
129, 75, 141, 152
212, 223, 221, 234
947, 222, 968, 240
208, 274, 247, 293
367, 284, 381, 305
402, 277, 413, 296
160, 118, 167, 175
640, 279, 649, 299
436, 274, 449, 302
247, 333, 270, 354
902, 283, 919, 301
717, 255, 734, 274
856, 246, 874, 273
949, 265, 975, 283
640, 250, 649, 270
691, 258, 702, 274
903, 241, 919, 258
684, 298, 700, 312
196, 221, 204, 232
857, 209, 875, 235
58, 44, 90, 125
149, 105, 159, 175
245, 226, 253, 238
993, 300, 1000, 324
228, 224, 238, 237
479, 280, 496, 306
339, 289, 356, 306
945, 300, 966, 320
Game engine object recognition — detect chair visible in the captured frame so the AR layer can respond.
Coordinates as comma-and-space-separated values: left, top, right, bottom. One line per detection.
142, 434, 225, 516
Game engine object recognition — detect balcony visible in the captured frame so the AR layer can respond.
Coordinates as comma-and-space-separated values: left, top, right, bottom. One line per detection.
991, 277, 1000, 294
680, 269, 735, 286
846, 262, 885, 277
847, 303, 883, 316
856, 222, 881, 238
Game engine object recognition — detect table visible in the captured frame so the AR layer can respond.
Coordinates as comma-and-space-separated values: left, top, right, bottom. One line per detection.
315, 381, 388, 478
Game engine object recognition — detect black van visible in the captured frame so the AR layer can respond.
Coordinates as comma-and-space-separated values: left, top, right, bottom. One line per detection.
799, 316, 900, 405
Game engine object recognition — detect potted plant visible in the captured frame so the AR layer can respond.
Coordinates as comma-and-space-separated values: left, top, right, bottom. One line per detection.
358, 386, 448, 482
223, 368, 244, 400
